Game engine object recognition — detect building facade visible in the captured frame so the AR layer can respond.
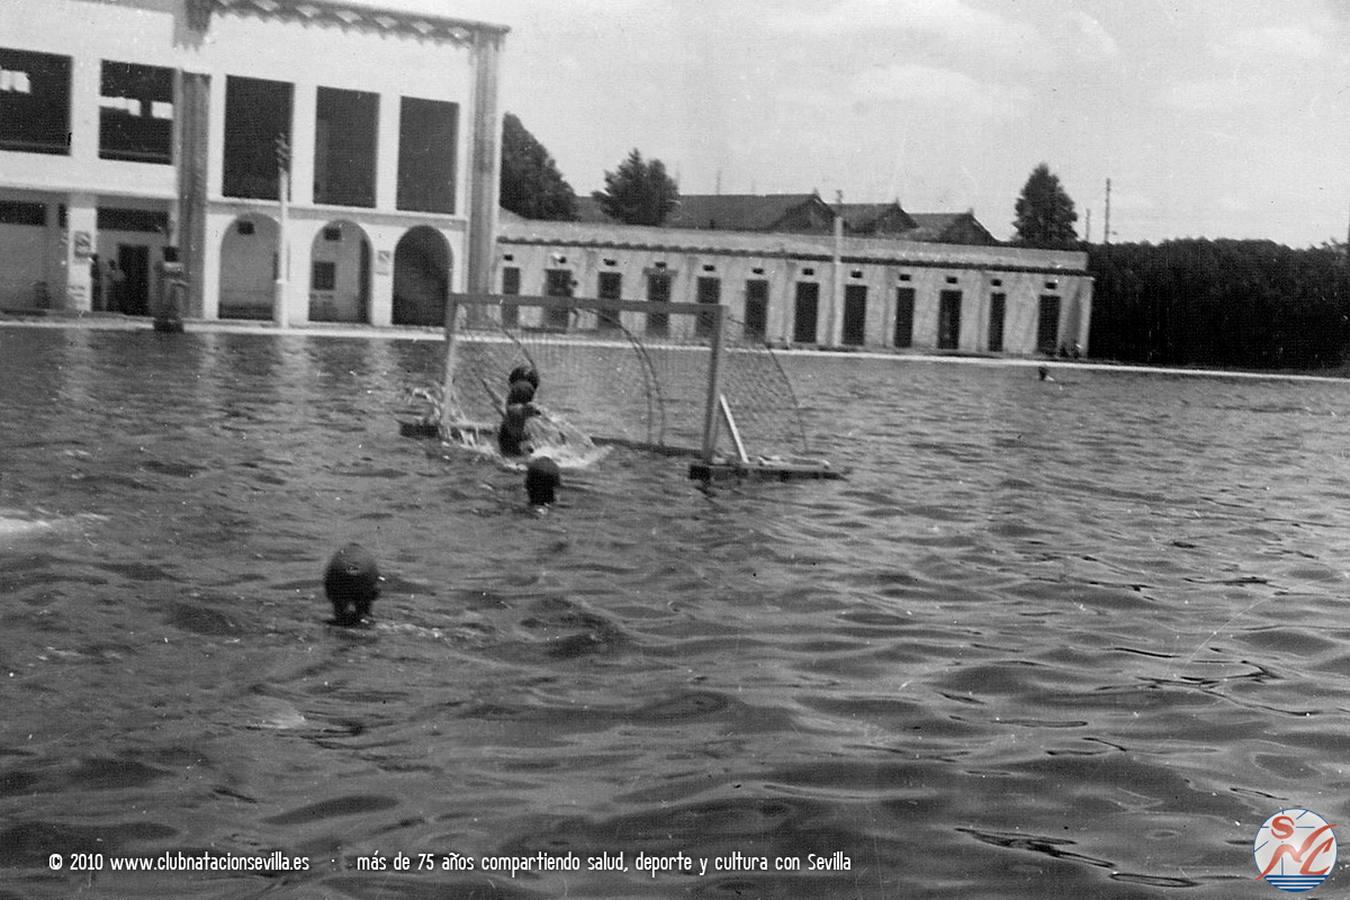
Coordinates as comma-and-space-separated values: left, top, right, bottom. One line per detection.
496, 219, 1092, 356
0, 0, 505, 325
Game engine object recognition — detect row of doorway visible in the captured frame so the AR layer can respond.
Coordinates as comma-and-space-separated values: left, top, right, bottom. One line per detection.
798, 284, 1064, 353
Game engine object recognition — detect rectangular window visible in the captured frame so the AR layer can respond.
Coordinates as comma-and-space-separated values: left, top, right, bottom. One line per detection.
744, 279, 768, 341
0, 201, 45, 226
97, 208, 169, 233
1038, 295, 1061, 353
397, 96, 457, 213
695, 275, 720, 338
500, 265, 520, 327
99, 61, 173, 164
988, 292, 1006, 353
938, 290, 962, 349
646, 271, 671, 337
223, 75, 292, 200
312, 260, 337, 291
842, 284, 867, 346
597, 271, 622, 331
314, 86, 377, 207
793, 282, 819, 344
894, 287, 915, 348
0, 49, 70, 155
544, 268, 571, 329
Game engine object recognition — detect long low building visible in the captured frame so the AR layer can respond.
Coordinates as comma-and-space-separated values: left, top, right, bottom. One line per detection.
495, 217, 1092, 356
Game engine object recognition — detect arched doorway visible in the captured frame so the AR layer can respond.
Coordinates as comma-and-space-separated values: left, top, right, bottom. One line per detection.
219, 214, 278, 320
309, 219, 372, 323
392, 226, 451, 326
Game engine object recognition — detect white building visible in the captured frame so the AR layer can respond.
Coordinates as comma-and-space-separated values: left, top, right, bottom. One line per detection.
495, 218, 1093, 357
0, 0, 506, 325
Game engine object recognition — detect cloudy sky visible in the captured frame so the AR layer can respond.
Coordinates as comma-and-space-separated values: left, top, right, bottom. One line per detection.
358, 0, 1349, 247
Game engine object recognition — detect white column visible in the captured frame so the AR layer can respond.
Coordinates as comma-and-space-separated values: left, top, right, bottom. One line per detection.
69, 55, 100, 165
291, 82, 316, 207
64, 193, 97, 312
375, 91, 400, 212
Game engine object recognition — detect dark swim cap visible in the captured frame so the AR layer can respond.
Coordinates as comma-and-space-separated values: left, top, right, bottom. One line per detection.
508, 379, 535, 404
525, 457, 561, 506
508, 365, 540, 391
324, 543, 380, 626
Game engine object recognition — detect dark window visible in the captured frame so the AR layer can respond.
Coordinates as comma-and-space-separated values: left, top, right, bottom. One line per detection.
1038, 295, 1061, 353
97, 208, 169, 233
793, 282, 819, 344
312, 261, 336, 291
646, 271, 671, 337
397, 96, 457, 213
842, 284, 867, 346
544, 268, 571, 330
744, 279, 768, 341
315, 86, 377, 207
0, 49, 70, 155
988, 293, 1006, 353
938, 290, 962, 349
223, 76, 292, 200
597, 271, 622, 331
236, 220, 255, 236
894, 287, 915, 347
323, 225, 342, 241
0, 201, 45, 226
99, 61, 173, 164
695, 275, 720, 337
500, 265, 520, 327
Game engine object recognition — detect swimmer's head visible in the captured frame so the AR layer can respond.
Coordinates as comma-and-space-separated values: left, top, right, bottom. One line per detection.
1038, 365, 1049, 381
323, 543, 380, 626
508, 365, 539, 391
525, 457, 561, 506
507, 379, 535, 405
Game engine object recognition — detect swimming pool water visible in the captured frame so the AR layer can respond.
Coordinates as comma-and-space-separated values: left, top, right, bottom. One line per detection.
2, 325, 1350, 898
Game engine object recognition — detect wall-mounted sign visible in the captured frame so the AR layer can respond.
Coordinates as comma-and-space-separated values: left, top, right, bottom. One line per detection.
375, 249, 392, 276
73, 231, 92, 258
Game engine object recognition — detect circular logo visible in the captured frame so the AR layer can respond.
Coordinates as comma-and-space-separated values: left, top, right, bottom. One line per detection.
1254, 808, 1337, 893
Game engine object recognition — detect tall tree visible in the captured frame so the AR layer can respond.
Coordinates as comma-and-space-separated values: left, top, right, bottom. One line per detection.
593, 149, 679, 226
1013, 163, 1079, 248
499, 113, 577, 221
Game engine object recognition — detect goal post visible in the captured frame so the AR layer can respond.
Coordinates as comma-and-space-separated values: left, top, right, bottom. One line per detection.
439, 293, 734, 459
399, 291, 841, 478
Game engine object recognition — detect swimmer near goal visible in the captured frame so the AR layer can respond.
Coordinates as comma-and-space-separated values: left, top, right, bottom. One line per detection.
396, 293, 845, 481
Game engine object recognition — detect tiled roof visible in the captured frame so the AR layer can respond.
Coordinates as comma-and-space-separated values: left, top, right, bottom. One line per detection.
663, 193, 826, 231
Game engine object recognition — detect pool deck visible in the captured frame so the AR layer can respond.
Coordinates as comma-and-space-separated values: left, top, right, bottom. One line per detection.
2, 310, 1348, 384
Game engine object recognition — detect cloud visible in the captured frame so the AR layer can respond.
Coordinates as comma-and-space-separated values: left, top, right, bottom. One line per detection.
853, 63, 1031, 118
773, 0, 1054, 68
1213, 24, 1326, 60
1159, 78, 1254, 113
1060, 10, 1119, 58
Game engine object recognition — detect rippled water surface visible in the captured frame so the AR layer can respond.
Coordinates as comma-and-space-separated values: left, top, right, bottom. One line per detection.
4, 325, 1350, 899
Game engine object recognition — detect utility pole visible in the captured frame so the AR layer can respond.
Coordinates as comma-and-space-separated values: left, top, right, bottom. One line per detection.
1085, 208, 1092, 244
1104, 178, 1112, 245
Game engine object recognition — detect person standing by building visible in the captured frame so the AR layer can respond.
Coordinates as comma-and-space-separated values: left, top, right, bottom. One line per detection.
107, 260, 126, 313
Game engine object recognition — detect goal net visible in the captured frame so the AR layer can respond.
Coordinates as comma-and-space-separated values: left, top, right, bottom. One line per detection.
411, 293, 814, 463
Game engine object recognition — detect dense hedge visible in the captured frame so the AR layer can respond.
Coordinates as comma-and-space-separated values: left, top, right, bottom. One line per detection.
1086, 240, 1350, 371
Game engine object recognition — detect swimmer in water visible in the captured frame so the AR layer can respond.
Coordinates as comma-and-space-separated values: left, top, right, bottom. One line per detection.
525, 457, 561, 506
509, 364, 539, 393
324, 543, 379, 626
497, 378, 541, 457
